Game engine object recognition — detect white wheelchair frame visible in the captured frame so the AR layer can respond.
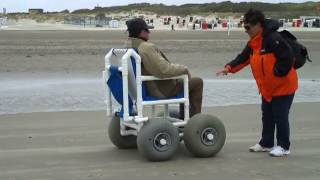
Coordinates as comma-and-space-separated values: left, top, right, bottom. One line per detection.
103, 48, 190, 136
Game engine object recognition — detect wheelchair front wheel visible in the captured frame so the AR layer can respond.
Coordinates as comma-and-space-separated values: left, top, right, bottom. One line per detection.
184, 114, 226, 157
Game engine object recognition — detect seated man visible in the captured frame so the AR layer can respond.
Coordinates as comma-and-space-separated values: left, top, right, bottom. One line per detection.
125, 18, 203, 118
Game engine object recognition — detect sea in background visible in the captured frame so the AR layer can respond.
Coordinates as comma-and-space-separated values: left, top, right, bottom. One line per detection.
1, 78, 319, 115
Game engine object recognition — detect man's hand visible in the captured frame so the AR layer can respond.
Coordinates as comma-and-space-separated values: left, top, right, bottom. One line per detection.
216, 67, 229, 76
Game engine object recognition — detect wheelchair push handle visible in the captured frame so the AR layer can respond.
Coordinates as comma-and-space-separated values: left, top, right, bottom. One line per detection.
111, 48, 129, 56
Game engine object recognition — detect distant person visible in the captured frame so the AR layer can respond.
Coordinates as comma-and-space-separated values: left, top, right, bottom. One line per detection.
126, 18, 203, 118
171, 24, 175, 31
216, 9, 298, 157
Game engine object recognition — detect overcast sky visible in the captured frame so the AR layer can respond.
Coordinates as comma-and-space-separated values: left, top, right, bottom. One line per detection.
0, 0, 318, 13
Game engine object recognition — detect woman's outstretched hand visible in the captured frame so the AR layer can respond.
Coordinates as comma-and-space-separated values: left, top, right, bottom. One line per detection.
216, 67, 229, 76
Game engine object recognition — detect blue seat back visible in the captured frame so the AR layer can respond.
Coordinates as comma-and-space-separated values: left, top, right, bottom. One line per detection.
106, 49, 184, 117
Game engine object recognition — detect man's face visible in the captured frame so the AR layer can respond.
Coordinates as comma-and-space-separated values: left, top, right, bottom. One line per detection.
139, 29, 150, 41
244, 22, 262, 38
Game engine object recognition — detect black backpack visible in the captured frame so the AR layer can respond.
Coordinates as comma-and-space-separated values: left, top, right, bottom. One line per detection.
279, 30, 312, 69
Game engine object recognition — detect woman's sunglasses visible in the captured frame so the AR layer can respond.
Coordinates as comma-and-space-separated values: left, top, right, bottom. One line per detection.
244, 24, 251, 30
144, 28, 150, 33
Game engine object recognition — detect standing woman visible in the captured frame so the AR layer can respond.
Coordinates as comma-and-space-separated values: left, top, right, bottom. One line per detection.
216, 9, 298, 157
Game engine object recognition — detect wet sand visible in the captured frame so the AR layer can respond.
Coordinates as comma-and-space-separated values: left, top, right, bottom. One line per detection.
0, 103, 320, 179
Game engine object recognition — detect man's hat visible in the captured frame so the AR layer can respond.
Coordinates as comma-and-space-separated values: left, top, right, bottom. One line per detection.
126, 18, 151, 37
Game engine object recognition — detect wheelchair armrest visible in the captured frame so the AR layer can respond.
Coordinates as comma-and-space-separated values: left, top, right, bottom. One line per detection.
141, 74, 188, 82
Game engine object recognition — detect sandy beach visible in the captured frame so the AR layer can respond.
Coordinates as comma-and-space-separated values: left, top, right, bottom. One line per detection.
0, 30, 320, 179
0, 104, 320, 179
0, 30, 319, 79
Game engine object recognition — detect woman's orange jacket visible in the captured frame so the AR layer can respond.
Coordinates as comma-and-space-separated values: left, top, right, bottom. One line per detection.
226, 19, 298, 102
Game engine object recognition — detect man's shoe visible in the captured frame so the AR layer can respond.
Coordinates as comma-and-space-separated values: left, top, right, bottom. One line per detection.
249, 144, 272, 152
269, 146, 290, 157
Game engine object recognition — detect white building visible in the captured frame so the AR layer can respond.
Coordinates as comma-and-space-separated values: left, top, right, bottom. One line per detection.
109, 20, 119, 28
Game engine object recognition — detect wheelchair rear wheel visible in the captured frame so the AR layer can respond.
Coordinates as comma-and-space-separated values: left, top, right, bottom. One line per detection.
108, 114, 137, 149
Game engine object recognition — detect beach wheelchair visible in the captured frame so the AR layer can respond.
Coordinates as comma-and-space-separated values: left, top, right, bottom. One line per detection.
103, 48, 226, 161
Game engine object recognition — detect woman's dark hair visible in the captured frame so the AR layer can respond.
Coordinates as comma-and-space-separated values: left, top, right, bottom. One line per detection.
244, 9, 265, 25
